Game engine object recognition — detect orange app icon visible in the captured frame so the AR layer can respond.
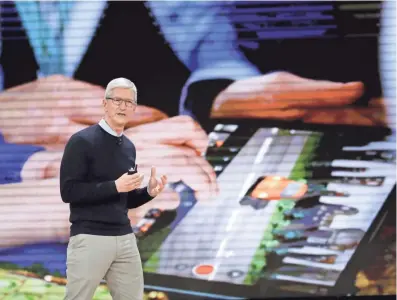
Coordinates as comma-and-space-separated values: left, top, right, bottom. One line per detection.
250, 176, 308, 201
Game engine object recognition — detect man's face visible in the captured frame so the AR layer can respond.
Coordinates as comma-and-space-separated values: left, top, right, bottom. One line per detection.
103, 87, 137, 127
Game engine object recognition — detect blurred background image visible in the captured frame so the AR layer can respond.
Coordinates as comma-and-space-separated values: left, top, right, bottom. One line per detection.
0, 1, 395, 299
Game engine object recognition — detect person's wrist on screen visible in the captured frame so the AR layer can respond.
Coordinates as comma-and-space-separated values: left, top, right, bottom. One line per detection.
184, 79, 234, 126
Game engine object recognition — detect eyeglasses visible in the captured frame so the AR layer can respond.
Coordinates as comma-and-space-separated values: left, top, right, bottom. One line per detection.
106, 97, 137, 108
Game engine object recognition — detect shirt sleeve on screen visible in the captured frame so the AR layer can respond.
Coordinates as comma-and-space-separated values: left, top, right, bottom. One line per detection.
182, 79, 234, 126
179, 63, 261, 119
175, 7, 260, 117
0, 136, 45, 185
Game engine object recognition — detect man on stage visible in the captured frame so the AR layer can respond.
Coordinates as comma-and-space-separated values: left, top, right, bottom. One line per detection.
60, 77, 167, 300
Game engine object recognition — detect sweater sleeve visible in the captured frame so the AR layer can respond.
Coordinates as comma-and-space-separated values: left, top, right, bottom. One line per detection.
60, 134, 118, 204
127, 187, 154, 209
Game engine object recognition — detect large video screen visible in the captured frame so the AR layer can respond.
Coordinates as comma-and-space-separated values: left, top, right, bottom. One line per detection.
0, 1, 395, 299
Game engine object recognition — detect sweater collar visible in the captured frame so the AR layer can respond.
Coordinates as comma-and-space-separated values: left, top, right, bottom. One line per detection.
98, 119, 123, 137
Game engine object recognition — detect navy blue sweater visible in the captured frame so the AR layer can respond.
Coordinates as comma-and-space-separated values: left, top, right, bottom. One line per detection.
60, 124, 153, 237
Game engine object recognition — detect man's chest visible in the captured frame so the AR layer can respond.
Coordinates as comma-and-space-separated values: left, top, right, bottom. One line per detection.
89, 146, 136, 180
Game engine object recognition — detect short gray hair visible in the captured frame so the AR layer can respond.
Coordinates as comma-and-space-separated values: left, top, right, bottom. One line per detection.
105, 78, 137, 100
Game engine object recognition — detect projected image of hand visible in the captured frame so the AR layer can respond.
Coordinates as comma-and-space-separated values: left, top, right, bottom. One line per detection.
124, 116, 219, 224
0, 75, 167, 146
21, 115, 217, 196
211, 71, 386, 126
9, 116, 218, 233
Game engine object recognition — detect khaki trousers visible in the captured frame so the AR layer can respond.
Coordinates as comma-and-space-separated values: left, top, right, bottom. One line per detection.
65, 233, 143, 300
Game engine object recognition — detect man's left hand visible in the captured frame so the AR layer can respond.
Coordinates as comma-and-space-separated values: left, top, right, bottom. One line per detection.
147, 167, 167, 197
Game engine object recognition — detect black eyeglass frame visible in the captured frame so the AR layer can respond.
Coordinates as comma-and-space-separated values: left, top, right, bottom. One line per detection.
106, 97, 137, 108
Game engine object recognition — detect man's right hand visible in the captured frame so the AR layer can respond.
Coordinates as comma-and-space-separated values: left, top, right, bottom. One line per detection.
115, 173, 144, 193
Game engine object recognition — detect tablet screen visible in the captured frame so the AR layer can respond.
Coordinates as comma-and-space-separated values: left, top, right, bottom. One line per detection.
139, 123, 395, 293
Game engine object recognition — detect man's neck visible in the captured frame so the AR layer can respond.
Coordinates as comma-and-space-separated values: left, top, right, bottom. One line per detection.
103, 117, 124, 136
